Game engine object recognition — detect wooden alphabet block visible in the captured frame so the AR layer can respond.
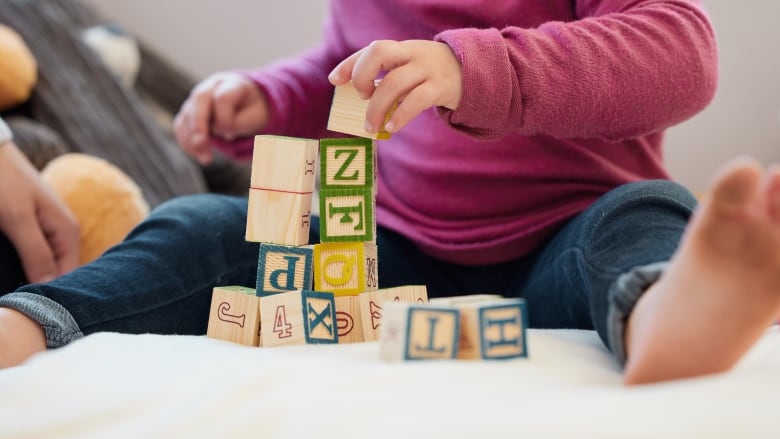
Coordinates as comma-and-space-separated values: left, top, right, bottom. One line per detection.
206, 286, 261, 347
430, 296, 528, 360
358, 285, 428, 342
313, 242, 378, 296
256, 244, 313, 296
327, 82, 392, 140
334, 295, 364, 344
245, 188, 313, 245
245, 135, 317, 245
260, 290, 339, 347
379, 302, 460, 361
319, 188, 375, 242
250, 135, 319, 193
471, 299, 528, 360
320, 138, 374, 191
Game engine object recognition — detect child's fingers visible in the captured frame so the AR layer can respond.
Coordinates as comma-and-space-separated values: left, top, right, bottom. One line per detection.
365, 67, 423, 133
211, 80, 245, 141
328, 48, 365, 86
350, 41, 410, 99
384, 83, 438, 133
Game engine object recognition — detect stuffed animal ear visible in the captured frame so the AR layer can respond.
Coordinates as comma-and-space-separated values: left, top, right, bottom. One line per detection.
81, 24, 141, 88
0, 25, 38, 112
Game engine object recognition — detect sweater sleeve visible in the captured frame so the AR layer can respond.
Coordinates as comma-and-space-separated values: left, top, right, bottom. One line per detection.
212, 9, 350, 160
434, 0, 718, 141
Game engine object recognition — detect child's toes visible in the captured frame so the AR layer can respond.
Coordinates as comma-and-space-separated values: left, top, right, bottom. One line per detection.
708, 157, 762, 213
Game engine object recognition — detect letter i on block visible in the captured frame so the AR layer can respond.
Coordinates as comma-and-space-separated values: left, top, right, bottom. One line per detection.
379, 302, 460, 361
246, 135, 318, 245
260, 290, 339, 347
327, 82, 393, 140
206, 286, 262, 346
256, 244, 313, 296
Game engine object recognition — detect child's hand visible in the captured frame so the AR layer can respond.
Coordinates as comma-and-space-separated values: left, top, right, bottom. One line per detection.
0, 141, 79, 283
174, 72, 269, 165
328, 40, 463, 134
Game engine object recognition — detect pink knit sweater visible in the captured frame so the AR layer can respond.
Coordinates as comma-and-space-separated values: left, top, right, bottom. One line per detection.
218, 0, 718, 265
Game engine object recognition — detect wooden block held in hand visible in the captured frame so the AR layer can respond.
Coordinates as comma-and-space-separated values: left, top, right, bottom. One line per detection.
207, 286, 261, 347
256, 244, 313, 296
327, 82, 392, 140
313, 242, 378, 296
380, 302, 460, 361
359, 285, 428, 342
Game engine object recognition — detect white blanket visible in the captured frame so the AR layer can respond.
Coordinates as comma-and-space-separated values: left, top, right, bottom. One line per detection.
1, 328, 778, 439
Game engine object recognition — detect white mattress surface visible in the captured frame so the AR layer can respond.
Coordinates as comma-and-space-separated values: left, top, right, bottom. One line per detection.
1, 328, 778, 439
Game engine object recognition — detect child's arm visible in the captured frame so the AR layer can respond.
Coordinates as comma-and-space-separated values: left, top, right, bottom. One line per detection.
332, 0, 717, 141
434, 0, 718, 140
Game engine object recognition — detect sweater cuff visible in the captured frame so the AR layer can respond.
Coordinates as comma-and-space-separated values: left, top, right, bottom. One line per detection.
435, 28, 522, 139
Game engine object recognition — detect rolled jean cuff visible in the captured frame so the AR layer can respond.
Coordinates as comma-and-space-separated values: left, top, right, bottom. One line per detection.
0, 292, 84, 348
606, 261, 669, 367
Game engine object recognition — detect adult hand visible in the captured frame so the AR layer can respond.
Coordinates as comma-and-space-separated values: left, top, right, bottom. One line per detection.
328, 40, 463, 134
174, 72, 269, 165
0, 142, 79, 283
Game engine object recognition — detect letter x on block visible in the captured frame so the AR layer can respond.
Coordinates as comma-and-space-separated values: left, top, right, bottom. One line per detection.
303, 290, 339, 344
256, 244, 313, 296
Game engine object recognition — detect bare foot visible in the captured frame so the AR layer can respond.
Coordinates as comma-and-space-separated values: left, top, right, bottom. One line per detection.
0, 308, 46, 368
623, 158, 780, 385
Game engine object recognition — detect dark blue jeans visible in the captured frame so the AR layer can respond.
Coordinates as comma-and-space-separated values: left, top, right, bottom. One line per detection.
0, 180, 696, 362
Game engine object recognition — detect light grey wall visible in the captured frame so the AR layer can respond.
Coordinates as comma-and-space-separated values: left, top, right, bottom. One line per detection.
81, 0, 329, 77
82, 0, 780, 193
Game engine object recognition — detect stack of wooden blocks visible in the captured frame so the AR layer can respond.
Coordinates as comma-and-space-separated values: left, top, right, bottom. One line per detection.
206, 82, 529, 361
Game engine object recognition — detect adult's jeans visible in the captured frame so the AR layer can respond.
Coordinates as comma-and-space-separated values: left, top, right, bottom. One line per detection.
0, 180, 696, 362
